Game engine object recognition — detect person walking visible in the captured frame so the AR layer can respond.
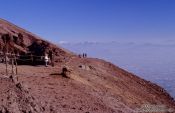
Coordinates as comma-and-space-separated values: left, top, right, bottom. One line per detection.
44, 53, 49, 67
48, 50, 54, 67
85, 53, 87, 58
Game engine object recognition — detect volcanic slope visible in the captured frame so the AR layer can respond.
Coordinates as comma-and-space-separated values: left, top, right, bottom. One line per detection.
0, 19, 174, 113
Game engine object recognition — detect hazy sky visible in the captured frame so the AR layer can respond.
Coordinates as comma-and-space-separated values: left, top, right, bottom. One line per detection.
0, 0, 175, 43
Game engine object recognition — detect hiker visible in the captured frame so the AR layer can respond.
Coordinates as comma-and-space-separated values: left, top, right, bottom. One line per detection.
44, 53, 49, 67
82, 53, 87, 58
78, 54, 81, 58
48, 49, 54, 67
84, 53, 87, 58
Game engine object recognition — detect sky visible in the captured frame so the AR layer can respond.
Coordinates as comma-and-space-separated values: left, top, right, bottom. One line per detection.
0, 0, 175, 43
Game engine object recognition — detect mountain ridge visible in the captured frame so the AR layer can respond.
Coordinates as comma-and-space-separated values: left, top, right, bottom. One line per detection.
0, 18, 174, 113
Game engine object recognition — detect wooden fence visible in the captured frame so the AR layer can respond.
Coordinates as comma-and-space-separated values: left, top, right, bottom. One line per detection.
0, 52, 46, 77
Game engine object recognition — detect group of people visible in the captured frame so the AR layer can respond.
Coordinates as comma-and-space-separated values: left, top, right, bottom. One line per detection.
79, 53, 87, 58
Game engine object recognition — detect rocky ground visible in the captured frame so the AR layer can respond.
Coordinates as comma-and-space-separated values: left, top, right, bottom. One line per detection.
0, 57, 174, 113
0, 18, 175, 113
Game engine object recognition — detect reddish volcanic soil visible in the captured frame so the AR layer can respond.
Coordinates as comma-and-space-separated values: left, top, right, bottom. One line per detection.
0, 57, 175, 113
0, 18, 175, 113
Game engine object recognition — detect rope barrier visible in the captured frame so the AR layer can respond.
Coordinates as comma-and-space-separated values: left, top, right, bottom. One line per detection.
0, 53, 48, 65
0, 50, 55, 79
0, 51, 45, 58
0, 51, 54, 64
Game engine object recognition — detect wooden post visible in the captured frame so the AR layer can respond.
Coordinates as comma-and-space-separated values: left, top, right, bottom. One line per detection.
31, 54, 33, 65
5, 53, 8, 76
4, 34, 8, 76
12, 55, 14, 75
14, 54, 18, 75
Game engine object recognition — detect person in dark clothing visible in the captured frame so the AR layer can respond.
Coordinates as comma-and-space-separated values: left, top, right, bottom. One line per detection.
48, 50, 54, 67
78, 54, 81, 58
85, 53, 87, 58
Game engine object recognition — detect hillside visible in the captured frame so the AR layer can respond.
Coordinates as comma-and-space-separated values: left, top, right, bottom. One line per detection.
0, 18, 174, 113
0, 19, 73, 64
60, 41, 175, 99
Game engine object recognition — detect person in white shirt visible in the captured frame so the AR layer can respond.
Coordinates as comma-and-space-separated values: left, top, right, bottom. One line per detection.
44, 53, 49, 67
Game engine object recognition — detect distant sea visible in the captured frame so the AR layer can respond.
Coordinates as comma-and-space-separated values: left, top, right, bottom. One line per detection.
60, 41, 175, 99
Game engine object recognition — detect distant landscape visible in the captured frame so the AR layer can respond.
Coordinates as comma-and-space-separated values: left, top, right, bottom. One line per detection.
60, 40, 175, 99
1, 0, 175, 112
